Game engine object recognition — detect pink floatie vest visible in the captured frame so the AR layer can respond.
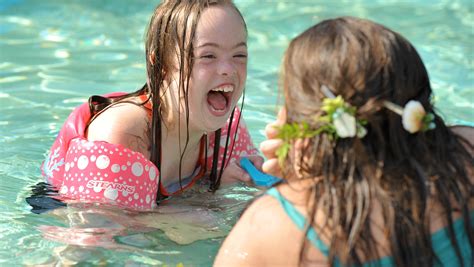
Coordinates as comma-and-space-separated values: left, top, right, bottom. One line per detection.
41, 92, 258, 210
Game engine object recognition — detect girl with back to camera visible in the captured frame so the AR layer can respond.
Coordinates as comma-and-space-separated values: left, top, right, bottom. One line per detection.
40, 0, 262, 211
215, 17, 473, 267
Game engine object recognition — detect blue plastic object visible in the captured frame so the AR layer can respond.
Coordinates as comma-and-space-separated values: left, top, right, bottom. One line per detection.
240, 157, 282, 187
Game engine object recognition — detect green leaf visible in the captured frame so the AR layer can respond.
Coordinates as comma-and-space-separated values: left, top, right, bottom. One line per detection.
276, 143, 290, 167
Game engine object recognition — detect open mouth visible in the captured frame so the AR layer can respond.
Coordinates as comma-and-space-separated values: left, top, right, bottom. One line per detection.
206, 85, 233, 114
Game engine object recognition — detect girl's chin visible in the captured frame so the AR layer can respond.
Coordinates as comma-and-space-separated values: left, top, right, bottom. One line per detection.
202, 112, 232, 132
204, 117, 229, 132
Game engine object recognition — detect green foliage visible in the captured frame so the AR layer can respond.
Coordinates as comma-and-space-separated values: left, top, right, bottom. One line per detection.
275, 122, 321, 166
321, 96, 355, 116
274, 95, 367, 166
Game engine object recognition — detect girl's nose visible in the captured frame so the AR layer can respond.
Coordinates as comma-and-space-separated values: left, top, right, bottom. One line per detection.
218, 60, 236, 76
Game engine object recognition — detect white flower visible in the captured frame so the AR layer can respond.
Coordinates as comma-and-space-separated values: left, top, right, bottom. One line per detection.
402, 100, 426, 133
333, 111, 356, 138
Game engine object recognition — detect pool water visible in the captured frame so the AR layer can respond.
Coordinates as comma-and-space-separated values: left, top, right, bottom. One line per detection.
0, 0, 472, 265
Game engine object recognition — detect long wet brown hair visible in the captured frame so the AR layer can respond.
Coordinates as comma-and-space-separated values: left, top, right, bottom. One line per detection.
280, 17, 473, 266
88, 0, 247, 201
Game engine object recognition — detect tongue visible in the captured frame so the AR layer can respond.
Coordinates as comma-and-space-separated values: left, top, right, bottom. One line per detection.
207, 91, 227, 110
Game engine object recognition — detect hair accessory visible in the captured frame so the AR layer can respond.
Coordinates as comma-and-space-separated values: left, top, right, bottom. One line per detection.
275, 85, 367, 165
319, 85, 367, 139
383, 100, 435, 133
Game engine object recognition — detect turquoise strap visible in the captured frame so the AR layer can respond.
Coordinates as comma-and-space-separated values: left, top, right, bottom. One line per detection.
430, 211, 474, 267
265, 187, 472, 267
267, 188, 395, 266
266, 187, 330, 256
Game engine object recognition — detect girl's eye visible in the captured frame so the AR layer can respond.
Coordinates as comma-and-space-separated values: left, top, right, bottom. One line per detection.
200, 54, 215, 59
234, 54, 247, 58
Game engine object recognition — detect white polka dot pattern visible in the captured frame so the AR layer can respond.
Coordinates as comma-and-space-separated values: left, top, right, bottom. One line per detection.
96, 155, 110, 169
59, 139, 158, 210
131, 162, 143, 176
77, 155, 89, 170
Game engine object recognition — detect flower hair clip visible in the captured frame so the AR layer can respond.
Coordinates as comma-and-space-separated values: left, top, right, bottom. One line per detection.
383, 100, 435, 133
275, 85, 367, 165
319, 85, 367, 139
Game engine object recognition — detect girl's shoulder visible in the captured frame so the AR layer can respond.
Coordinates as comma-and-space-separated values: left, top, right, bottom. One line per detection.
214, 185, 326, 266
87, 102, 150, 157
449, 125, 473, 183
214, 192, 289, 266
450, 125, 474, 151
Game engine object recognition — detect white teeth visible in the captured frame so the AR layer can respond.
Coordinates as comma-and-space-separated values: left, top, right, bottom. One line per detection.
211, 85, 234, 93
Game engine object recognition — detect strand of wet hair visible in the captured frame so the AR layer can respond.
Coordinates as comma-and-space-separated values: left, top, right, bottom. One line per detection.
153, 0, 179, 204
153, 94, 164, 203
177, 4, 198, 191
214, 107, 237, 191
209, 129, 222, 191
152, 64, 164, 203
176, 14, 186, 190
223, 87, 246, 168
203, 133, 208, 175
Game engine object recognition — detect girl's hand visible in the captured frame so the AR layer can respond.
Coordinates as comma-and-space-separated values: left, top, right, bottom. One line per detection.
260, 108, 286, 178
220, 155, 264, 185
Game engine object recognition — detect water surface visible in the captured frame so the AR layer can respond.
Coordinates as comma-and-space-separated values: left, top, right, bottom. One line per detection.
0, 0, 472, 265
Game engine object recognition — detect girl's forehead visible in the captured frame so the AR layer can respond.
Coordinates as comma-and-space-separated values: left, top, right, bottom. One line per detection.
194, 5, 246, 47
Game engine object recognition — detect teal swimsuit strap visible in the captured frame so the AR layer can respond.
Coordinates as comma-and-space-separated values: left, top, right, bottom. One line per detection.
266, 187, 330, 256
432, 210, 474, 241
266, 188, 394, 266
266, 187, 472, 267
